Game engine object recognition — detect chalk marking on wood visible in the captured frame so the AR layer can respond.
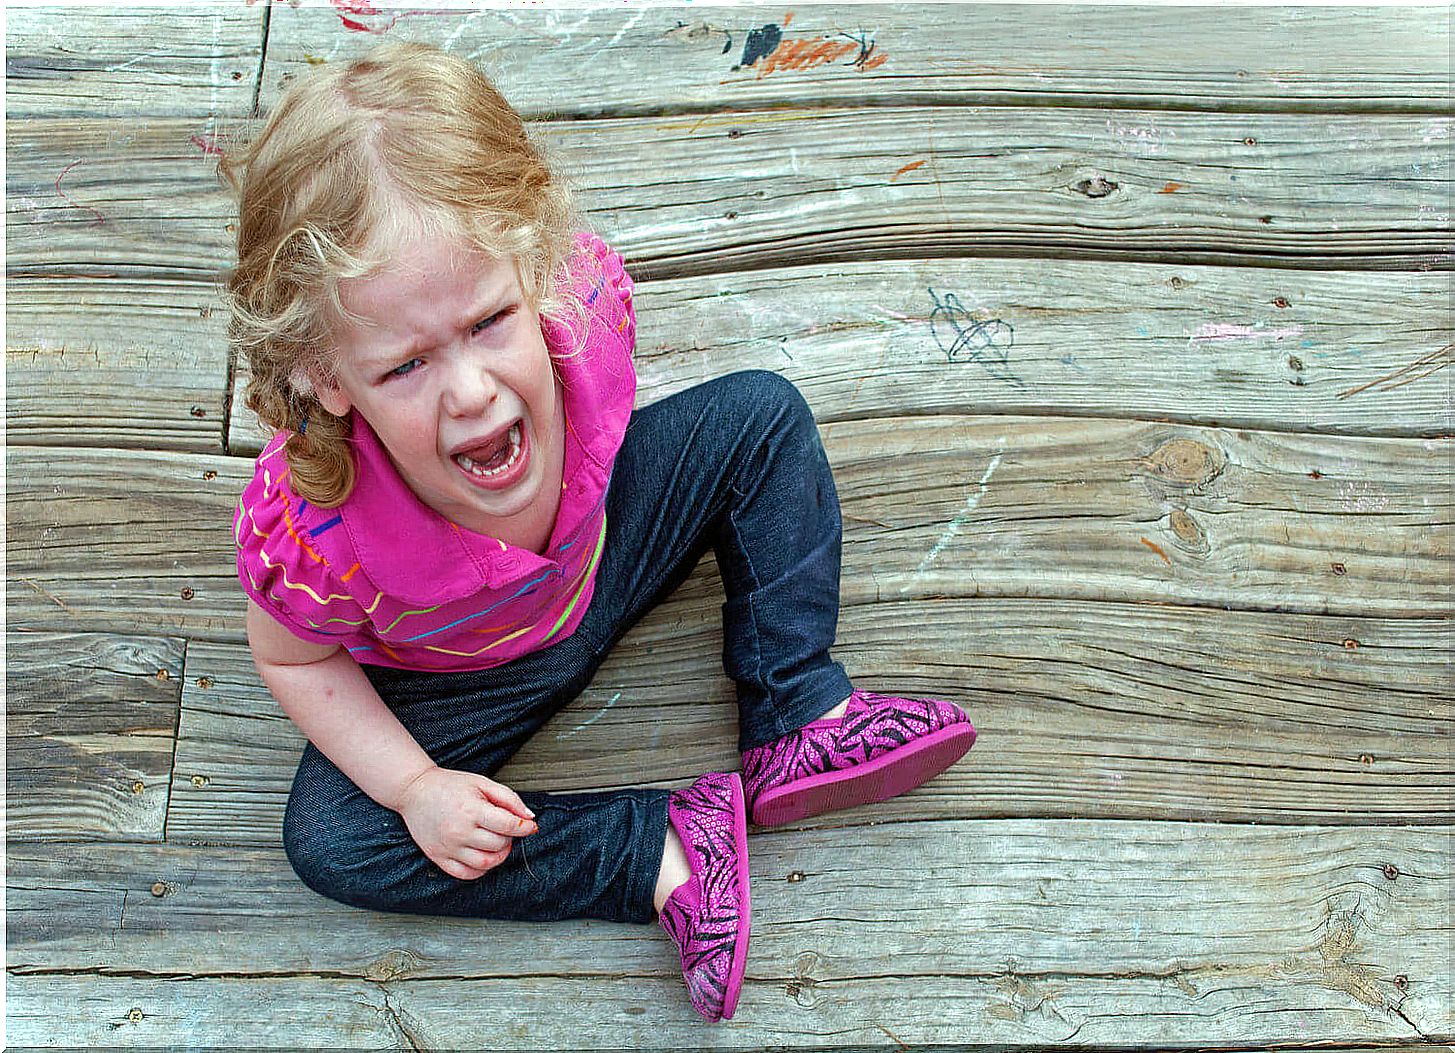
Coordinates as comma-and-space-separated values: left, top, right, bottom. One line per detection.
54, 161, 106, 225
21, 578, 72, 612
1140, 537, 1173, 566
1189, 323, 1304, 345
604, 7, 648, 51
442, 11, 482, 50
556, 691, 621, 739
1336, 343, 1452, 400
905, 439, 1006, 587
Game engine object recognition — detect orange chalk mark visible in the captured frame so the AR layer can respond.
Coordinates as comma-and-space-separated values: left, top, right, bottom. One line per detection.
783, 11, 793, 25
1140, 537, 1173, 565
759, 37, 856, 77
892, 159, 927, 181
1159, 181, 1183, 194
862, 52, 889, 71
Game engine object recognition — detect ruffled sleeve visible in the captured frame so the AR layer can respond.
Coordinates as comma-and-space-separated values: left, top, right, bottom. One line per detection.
542, 231, 636, 363
233, 435, 366, 648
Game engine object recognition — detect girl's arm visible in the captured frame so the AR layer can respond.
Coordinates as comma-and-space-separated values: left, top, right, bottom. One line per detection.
246, 598, 536, 879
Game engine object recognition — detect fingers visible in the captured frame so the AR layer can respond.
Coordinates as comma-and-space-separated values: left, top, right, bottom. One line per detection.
438, 844, 511, 881
477, 777, 535, 822
481, 808, 538, 838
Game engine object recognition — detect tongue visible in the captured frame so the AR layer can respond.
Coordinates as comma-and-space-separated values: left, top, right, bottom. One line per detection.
475, 434, 512, 470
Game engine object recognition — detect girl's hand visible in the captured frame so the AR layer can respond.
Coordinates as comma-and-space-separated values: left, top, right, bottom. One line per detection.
394, 765, 538, 880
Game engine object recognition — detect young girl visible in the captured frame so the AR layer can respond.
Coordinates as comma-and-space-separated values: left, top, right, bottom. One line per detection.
225, 40, 975, 1023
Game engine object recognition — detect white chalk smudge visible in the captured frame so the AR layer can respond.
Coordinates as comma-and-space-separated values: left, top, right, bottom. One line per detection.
1190, 323, 1304, 344
556, 691, 621, 739
907, 438, 1006, 585
443, 11, 483, 51
604, 8, 648, 51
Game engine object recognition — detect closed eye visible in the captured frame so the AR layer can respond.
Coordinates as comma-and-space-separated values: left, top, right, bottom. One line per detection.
387, 357, 423, 379
471, 306, 514, 336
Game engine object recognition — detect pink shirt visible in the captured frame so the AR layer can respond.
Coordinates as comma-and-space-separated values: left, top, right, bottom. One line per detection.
234, 233, 636, 671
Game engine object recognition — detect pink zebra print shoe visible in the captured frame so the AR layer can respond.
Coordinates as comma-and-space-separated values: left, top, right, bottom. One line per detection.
742, 689, 976, 827
658, 772, 752, 1022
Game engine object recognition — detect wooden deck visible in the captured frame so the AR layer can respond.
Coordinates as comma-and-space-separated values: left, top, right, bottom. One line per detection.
5, 4, 1451, 1048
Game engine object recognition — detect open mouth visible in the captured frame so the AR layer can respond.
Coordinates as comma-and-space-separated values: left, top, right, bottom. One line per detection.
453, 422, 524, 481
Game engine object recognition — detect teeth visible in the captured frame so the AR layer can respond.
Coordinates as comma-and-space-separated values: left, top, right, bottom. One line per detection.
455, 424, 523, 479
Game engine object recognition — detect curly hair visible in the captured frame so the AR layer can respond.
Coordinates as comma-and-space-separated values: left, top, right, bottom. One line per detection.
219, 41, 584, 507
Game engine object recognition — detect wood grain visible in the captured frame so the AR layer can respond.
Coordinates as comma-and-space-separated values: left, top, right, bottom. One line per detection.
4, 7, 265, 118
220, 256, 1455, 453
6, 421, 1446, 639
6, 118, 237, 281
10, 107, 1448, 281
260, 5, 1452, 117
5, 631, 184, 842
7, 825, 1449, 1044
162, 592, 1451, 846
6, 277, 231, 453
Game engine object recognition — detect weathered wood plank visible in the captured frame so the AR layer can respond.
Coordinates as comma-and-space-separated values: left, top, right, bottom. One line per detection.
6, 118, 236, 280
7, 825, 1449, 1044
261, 5, 1453, 117
4, 631, 183, 842
6, 277, 231, 453
4, 6, 265, 119
6, 423, 1446, 639
164, 592, 1451, 846
218, 256, 1453, 453
9, 108, 1448, 281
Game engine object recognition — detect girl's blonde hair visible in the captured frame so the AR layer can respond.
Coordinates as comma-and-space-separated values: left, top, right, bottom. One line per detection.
220, 41, 583, 507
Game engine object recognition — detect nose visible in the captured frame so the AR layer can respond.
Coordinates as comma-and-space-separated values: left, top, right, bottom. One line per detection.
442, 354, 498, 419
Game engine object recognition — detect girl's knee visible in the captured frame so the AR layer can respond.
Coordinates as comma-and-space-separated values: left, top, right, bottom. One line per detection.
283, 801, 395, 910
718, 370, 816, 437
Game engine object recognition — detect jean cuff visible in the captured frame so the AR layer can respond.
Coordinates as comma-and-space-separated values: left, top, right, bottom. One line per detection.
625, 789, 672, 924
738, 664, 855, 753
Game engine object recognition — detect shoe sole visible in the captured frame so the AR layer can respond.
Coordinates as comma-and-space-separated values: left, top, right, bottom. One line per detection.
750, 722, 977, 827
721, 773, 752, 1021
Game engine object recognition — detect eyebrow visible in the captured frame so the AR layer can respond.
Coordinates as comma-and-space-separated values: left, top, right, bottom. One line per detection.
363, 289, 514, 373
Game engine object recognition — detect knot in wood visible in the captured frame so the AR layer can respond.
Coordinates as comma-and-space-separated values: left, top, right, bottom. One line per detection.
365, 949, 424, 982
150, 881, 168, 897
190, 774, 210, 789
1144, 438, 1224, 488
1342, 638, 1359, 650
1382, 863, 1400, 881
1072, 174, 1119, 198
1168, 508, 1207, 551
787, 870, 806, 883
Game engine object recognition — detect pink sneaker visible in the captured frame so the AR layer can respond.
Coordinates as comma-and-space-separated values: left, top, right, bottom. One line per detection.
742, 689, 976, 826
658, 772, 752, 1022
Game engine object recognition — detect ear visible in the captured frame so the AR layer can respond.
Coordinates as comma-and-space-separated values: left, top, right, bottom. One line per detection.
294, 365, 352, 418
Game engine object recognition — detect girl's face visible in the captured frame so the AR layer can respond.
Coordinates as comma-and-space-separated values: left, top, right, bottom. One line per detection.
312, 228, 564, 545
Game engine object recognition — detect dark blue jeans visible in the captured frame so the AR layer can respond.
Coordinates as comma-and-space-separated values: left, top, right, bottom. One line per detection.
282, 371, 854, 924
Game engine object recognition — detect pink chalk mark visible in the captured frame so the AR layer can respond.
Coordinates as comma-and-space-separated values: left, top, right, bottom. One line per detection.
334, 7, 454, 34
55, 160, 106, 225
190, 133, 225, 156
1191, 323, 1303, 342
